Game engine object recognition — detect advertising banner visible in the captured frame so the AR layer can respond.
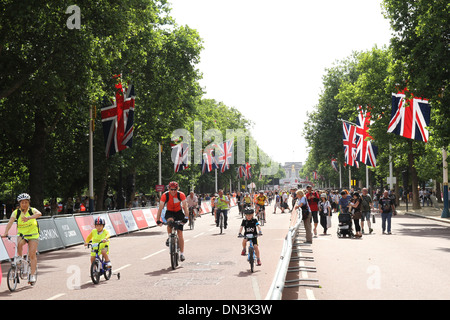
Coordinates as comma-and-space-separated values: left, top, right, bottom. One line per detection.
142, 208, 156, 227
0, 223, 28, 259
53, 216, 84, 247
74, 215, 95, 241
92, 213, 117, 237
37, 218, 65, 253
120, 210, 138, 232
108, 212, 128, 235
131, 209, 148, 229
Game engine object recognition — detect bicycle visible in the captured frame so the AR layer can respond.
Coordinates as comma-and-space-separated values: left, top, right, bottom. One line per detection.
87, 241, 120, 284
164, 220, 185, 269
215, 209, 225, 234
238, 233, 261, 273
2, 233, 38, 291
188, 207, 195, 230
257, 205, 266, 226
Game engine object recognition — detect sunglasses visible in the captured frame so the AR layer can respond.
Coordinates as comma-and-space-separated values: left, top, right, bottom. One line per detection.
170, 188, 177, 191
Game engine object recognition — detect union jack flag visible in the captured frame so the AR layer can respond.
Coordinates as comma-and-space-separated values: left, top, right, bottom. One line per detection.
331, 158, 338, 172
237, 165, 247, 179
355, 106, 378, 167
245, 162, 252, 179
201, 147, 218, 174
172, 142, 190, 173
342, 121, 358, 167
101, 81, 135, 158
313, 171, 318, 180
217, 140, 234, 173
387, 90, 431, 143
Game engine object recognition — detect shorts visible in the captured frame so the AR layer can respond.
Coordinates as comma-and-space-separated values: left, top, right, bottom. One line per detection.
165, 210, 185, 231
91, 242, 109, 257
361, 211, 371, 221
311, 211, 318, 223
244, 235, 258, 246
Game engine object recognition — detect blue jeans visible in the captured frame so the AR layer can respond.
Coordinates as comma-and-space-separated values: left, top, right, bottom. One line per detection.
381, 211, 392, 233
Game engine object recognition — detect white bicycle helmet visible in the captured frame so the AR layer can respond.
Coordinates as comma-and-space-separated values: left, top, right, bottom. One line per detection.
17, 193, 31, 202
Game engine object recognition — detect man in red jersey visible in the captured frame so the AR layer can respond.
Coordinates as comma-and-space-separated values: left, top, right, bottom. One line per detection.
156, 181, 189, 261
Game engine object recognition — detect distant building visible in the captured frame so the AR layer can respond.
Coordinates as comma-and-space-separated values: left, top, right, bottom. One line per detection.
279, 162, 303, 189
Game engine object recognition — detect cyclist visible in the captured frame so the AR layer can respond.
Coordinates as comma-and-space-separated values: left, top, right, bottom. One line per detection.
156, 181, 189, 261
243, 192, 252, 209
255, 190, 268, 222
214, 189, 230, 229
238, 208, 262, 266
186, 191, 199, 220
84, 217, 111, 268
2, 193, 42, 285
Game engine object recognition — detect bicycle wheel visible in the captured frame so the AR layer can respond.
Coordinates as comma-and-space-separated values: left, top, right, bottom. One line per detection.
7, 266, 18, 292
248, 247, 255, 273
259, 210, 265, 226
189, 213, 194, 230
170, 235, 178, 270
90, 259, 101, 284
219, 212, 224, 234
104, 262, 112, 281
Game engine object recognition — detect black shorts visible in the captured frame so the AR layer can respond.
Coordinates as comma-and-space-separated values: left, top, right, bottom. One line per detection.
244, 235, 258, 246
165, 210, 185, 231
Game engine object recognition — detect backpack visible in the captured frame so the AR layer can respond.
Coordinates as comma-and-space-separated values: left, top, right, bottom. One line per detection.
163, 191, 181, 205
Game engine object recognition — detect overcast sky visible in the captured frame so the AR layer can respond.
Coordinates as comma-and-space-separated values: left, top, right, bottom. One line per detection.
168, 0, 393, 166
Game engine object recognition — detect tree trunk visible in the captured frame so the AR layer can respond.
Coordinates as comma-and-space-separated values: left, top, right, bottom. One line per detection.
29, 112, 46, 212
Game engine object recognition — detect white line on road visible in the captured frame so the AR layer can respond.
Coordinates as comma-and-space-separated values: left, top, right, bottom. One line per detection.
252, 276, 261, 300
114, 264, 131, 272
141, 249, 166, 260
47, 293, 66, 300
193, 232, 205, 238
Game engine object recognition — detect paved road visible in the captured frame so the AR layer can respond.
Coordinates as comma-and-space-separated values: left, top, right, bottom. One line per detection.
282, 210, 450, 300
0, 205, 292, 300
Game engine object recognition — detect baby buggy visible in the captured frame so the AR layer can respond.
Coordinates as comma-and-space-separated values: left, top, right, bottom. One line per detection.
337, 212, 354, 238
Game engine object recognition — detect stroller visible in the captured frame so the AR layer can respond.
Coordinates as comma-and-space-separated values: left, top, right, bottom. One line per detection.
337, 211, 354, 238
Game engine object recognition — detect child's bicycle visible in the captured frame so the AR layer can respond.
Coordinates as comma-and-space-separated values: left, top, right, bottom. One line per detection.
238, 233, 262, 273
2, 233, 39, 292
87, 241, 120, 284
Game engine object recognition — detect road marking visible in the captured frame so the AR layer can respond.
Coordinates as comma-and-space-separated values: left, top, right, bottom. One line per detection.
142, 249, 166, 260
193, 232, 205, 238
252, 276, 261, 300
306, 289, 316, 300
114, 264, 131, 272
47, 293, 66, 300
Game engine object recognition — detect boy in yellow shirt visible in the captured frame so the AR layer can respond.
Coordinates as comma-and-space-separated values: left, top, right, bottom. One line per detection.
85, 217, 111, 268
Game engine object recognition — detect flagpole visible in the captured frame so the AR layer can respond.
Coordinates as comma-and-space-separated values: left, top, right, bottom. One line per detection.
215, 168, 218, 193
89, 105, 94, 212
158, 142, 162, 196
339, 163, 342, 189
442, 148, 449, 218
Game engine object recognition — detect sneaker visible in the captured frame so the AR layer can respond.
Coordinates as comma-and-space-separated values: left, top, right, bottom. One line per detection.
369, 228, 373, 234
180, 254, 185, 262
29, 274, 36, 285
241, 250, 246, 256
105, 261, 112, 269
257, 259, 262, 266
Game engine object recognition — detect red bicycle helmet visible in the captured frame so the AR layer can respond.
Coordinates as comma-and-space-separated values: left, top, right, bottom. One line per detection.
168, 181, 179, 190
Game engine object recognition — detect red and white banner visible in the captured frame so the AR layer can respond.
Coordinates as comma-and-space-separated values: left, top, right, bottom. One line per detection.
74, 215, 95, 241
131, 209, 148, 229
108, 212, 128, 235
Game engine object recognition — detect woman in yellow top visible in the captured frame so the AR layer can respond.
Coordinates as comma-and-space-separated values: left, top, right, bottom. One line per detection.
2, 193, 42, 284
84, 217, 111, 268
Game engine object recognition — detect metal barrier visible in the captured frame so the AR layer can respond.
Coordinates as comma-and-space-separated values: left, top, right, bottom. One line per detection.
265, 215, 303, 300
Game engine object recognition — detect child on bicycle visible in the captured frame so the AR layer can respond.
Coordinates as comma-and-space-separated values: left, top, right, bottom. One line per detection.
238, 208, 263, 266
84, 217, 111, 268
